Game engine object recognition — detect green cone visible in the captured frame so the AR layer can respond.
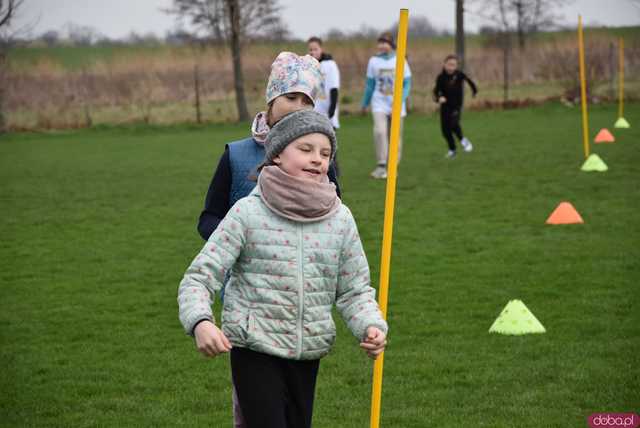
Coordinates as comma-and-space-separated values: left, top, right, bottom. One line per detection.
581, 154, 608, 172
614, 117, 630, 128
489, 300, 546, 335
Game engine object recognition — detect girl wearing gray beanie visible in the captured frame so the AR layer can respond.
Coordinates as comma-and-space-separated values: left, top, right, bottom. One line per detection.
179, 109, 388, 428
195, 53, 342, 428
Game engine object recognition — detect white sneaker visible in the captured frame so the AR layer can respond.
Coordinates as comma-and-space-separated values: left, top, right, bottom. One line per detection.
461, 137, 473, 152
445, 150, 457, 159
370, 165, 387, 179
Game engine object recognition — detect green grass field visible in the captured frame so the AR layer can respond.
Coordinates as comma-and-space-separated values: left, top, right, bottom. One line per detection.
1, 103, 638, 427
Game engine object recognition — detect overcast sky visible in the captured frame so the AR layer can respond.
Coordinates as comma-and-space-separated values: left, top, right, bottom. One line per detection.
12, 0, 640, 40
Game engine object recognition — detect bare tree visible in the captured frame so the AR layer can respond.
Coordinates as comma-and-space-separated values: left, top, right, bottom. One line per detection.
325, 27, 345, 40
469, 0, 571, 102
456, 0, 465, 69
496, 0, 512, 102
390, 15, 441, 38
0, 0, 26, 132
226, 0, 248, 121
63, 22, 103, 46
477, 0, 572, 50
166, 0, 286, 122
0, 0, 21, 28
39, 30, 60, 47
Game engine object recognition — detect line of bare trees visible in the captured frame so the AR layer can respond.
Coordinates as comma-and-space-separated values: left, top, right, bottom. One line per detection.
454, 0, 574, 102
4, 0, 638, 131
165, 0, 289, 121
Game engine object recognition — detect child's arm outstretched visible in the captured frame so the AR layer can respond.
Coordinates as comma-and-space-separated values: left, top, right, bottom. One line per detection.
462, 72, 478, 97
178, 203, 247, 357
335, 210, 389, 359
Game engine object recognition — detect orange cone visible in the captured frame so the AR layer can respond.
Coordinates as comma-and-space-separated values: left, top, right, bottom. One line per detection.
545, 202, 584, 225
594, 128, 615, 143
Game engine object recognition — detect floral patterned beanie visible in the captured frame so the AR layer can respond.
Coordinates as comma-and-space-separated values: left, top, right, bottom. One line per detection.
265, 52, 322, 106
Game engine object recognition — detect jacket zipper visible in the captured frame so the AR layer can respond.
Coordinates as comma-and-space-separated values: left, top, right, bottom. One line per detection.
296, 223, 304, 359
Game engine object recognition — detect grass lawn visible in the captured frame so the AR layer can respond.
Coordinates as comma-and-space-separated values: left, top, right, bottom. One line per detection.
1, 103, 638, 427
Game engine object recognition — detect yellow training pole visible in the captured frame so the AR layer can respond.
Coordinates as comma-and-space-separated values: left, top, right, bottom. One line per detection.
618, 37, 624, 119
369, 8, 409, 428
578, 15, 590, 159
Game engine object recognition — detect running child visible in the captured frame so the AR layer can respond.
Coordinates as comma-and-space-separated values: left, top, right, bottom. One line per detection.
433, 54, 478, 158
178, 109, 388, 428
196, 51, 340, 428
361, 32, 412, 179
307, 36, 341, 129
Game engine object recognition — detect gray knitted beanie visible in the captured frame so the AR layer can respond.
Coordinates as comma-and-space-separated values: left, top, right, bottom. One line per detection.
264, 110, 337, 162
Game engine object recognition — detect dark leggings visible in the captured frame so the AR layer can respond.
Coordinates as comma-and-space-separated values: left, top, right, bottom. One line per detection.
440, 106, 464, 151
230, 347, 320, 428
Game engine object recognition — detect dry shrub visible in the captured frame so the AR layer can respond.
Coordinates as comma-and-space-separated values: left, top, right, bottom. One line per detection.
5, 31, 640, 130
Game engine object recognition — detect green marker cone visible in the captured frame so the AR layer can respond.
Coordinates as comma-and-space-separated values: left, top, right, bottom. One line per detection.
581, 154, 608, 172
614, 117, 630, 129
489, 300, 546, 335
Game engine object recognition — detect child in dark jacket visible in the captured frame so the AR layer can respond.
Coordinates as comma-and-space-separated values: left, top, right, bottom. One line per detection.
198, 52, 341, 242
433, 54, 478, 158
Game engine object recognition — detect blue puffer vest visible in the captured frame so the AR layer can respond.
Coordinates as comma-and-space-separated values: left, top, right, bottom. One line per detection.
227, 138, 265, 206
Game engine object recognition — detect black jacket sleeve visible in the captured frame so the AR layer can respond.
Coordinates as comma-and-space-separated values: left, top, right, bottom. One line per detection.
433, 74, 444, 102
197, 147, 232, 241
328, 88, 339, 118
462, 72, 478, 96
328, 162, 341, 198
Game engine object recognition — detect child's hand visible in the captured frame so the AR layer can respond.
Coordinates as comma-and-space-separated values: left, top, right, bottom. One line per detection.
438, 96, 447, 104
360, 327, 387, 360
194, 320, 232, 357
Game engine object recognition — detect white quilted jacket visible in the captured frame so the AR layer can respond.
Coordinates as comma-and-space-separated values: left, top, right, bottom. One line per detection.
178, 187, 388, 360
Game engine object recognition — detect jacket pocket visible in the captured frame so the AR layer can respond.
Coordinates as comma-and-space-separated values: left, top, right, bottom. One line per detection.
305, 316, 337, 351
221, 305, 249, 344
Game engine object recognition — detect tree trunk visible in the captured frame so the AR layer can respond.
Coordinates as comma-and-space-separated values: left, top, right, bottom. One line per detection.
455, 0, 465, 70
517, 26, 525, 50
226, 0, 250, 122
194, 64, 202, 123
502, 32, 510, 103
0, 51, 6, 133
608, 42, 615, 101
81, 68, 92, 128
515, 0, 526, 50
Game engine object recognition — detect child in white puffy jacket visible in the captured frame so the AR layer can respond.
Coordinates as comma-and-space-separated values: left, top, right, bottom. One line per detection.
178, 109, 387, 428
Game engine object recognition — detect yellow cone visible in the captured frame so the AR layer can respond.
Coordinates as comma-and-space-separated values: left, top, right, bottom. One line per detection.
581, 154, 608, 172
614, 117, 630, 129
489, 300, 546, 335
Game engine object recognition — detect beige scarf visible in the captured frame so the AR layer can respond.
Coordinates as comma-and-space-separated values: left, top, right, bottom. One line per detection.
258, 166, 341, 222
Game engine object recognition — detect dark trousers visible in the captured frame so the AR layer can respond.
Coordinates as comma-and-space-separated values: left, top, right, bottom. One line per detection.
440, 105, 464, 151
230, 347, 320, 428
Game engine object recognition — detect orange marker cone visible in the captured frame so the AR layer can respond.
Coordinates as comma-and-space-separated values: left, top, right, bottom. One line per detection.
545, 202, 584, 225
594, 128, 615, 143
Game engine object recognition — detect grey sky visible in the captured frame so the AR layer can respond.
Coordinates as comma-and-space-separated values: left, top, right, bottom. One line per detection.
13, 0, 640, 40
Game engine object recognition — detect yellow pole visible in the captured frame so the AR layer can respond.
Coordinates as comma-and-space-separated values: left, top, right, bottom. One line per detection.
369, 8, 409, 428
578, 15, 590, 159
618, 37, 624, 119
